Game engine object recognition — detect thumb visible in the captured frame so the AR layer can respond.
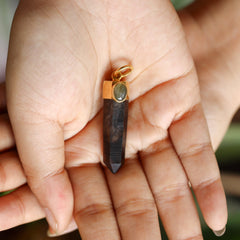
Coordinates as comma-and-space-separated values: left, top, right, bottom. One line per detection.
7, 110, 73, 234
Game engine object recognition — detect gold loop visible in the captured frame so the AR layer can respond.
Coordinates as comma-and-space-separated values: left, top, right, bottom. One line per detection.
111, 65, 133, 81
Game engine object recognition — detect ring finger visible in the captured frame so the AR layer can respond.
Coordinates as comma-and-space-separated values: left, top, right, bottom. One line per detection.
140, 138, 203, 240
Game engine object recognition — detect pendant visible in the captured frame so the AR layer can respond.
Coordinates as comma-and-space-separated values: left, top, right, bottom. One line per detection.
103, 65, 133, 173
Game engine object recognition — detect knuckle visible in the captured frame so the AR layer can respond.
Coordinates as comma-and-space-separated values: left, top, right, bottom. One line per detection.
179, 142, 212, 160
141, 138, 172, 158
126, 141, 138, 158
27, 167, 66, 190
74, 202, 112, 219
65, 147, 102, 168
115, 198, 157, 218
153, 182, 189, 206
41, 167, 66, 181
194, 177, 219, 192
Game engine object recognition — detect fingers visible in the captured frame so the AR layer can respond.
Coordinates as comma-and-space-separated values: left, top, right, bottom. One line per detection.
0, 114, 15, 151
64, 73, 227, 236
0, 82, 6, 113
0, 185, 45, 231
7, 119, 73, 234
169, 104, 228, 231
68, 164, 121, 240
126, 70, 197, 158
140, 139, 203, 240
0, 150, 26, 192
105, 157, 161, 240
0, 184, 78, 236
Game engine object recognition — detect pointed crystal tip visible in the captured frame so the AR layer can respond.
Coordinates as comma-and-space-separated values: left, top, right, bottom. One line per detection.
108, 163, 122, 174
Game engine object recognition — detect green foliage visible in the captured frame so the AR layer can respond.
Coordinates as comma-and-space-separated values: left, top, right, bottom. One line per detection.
0, 190, 15, 197
216, 124, 240, 163
171, 0, 194, 10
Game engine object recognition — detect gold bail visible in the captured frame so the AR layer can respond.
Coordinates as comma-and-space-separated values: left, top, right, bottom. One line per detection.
111, 65, 133, 81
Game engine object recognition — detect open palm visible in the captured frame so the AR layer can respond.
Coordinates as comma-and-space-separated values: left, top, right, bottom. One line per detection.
1, 0, 228, 239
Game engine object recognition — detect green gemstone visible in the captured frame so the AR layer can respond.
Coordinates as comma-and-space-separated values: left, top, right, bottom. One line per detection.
114, 83, 127, 102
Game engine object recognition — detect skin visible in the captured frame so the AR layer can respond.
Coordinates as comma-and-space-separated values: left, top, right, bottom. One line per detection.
181, 0, 240, 150
1, 0, 239, 238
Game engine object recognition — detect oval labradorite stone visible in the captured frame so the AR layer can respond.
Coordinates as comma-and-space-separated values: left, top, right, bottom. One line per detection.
113, 83, 127, 102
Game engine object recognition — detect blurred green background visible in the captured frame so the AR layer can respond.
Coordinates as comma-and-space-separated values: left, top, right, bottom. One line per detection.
0, 0, 240, 239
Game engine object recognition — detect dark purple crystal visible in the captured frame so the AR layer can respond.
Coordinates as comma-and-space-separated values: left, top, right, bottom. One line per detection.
103, 99, 128, 173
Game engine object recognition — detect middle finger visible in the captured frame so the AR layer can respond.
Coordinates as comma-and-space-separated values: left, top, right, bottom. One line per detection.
105, 157, 161, 240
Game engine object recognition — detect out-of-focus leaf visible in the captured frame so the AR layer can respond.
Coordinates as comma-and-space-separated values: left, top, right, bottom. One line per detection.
216, 124, 240, 164
171, 0, 194, 10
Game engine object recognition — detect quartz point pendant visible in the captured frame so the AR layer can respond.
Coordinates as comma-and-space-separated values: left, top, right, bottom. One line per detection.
103, 99, 128, 173
102, 65, 132, 173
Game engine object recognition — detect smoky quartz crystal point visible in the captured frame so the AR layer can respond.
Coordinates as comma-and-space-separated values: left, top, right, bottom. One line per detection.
103, 99, 128, 173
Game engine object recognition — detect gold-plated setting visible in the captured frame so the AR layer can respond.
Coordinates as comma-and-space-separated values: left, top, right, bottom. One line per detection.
103, 81, 113, 99
103, 65, 132, 103
111, 65, 133, 81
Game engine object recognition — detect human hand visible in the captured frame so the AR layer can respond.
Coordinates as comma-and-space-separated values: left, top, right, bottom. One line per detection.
180, 0, 240, 150
2, 0, 231, 239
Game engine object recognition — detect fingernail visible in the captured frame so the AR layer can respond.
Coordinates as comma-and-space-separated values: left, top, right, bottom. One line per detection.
213, 226, 226, 237
44, 208, 58, 234
47, 227, 57, 237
